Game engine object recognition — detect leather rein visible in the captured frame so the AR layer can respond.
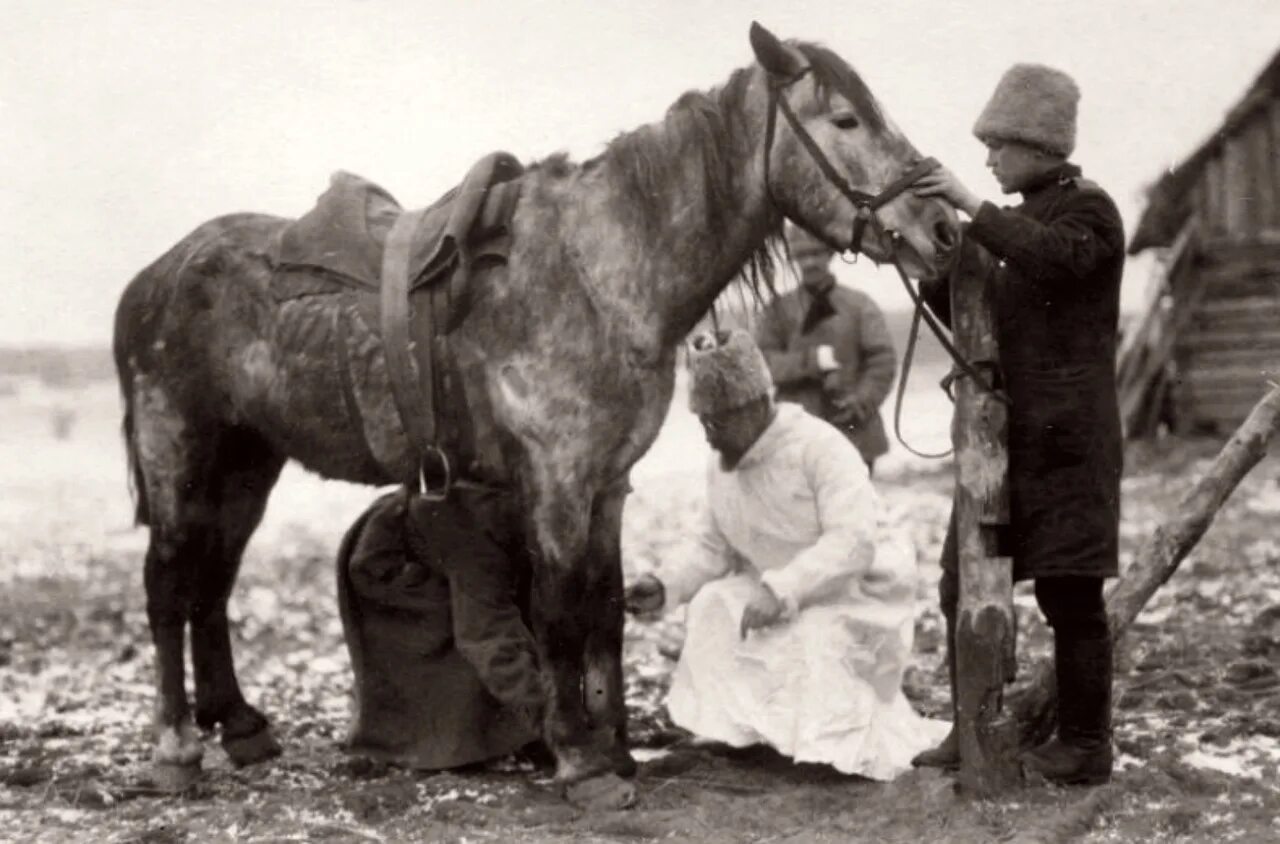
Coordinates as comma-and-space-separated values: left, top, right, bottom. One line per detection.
762, 69, 1009, 459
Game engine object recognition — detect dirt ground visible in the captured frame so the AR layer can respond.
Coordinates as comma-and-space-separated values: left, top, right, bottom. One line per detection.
2, 374, 1279, 843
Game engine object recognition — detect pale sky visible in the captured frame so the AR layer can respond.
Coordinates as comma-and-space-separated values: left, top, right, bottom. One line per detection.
2, 0, 1276, 345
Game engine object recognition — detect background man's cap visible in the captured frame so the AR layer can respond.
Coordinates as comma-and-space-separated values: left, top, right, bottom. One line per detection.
785, 222, 835, 259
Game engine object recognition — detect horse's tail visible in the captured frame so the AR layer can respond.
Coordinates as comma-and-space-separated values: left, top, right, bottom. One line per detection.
119, 392, 149, 527
112, 271, 154, 528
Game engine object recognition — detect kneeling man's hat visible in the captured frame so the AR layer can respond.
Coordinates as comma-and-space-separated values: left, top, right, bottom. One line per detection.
687, 328, 774, 415
973, 64, 1080, 157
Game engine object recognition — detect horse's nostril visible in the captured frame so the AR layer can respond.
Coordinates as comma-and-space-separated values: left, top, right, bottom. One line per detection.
933, 220, 957, 249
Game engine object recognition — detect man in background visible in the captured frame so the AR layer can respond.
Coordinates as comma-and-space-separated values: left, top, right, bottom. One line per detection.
755, 223, 897, 475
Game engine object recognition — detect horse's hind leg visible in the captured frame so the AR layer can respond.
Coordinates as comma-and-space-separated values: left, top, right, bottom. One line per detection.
190, 427, 285, 766
132, 384, 215, 789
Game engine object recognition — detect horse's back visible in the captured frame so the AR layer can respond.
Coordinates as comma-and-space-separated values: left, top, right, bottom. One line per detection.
114, 212, 290, 411
114, 210, 406, 484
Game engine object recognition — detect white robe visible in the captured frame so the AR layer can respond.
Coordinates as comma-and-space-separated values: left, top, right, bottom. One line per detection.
658, 404, 948, 781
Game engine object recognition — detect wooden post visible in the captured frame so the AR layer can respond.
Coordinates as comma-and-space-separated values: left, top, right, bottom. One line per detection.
950, 241, 1022, 794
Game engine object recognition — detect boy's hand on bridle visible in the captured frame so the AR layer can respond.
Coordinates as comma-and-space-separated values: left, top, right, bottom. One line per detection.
911, 164, 983, 217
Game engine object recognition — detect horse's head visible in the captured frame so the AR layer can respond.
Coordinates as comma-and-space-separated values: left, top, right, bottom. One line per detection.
749, 22, 959, 280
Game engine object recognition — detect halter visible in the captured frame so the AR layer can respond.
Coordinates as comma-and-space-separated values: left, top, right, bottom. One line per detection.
762, 69, 939, 254
762, 70, 1010, 458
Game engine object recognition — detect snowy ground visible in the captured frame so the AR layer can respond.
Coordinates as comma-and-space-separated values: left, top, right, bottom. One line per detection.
2, 371, 1280, 842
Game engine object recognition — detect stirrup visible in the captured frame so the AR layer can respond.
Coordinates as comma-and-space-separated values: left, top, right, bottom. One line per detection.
417, 445, 453, 502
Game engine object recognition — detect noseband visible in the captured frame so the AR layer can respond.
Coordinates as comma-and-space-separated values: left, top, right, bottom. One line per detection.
762, 69, 1010, 458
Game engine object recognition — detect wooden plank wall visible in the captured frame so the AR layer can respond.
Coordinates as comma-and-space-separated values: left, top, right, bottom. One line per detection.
1173, 244, 1280, 433
1191, 102, 1280, 241
1270, 99, 1280, 231
1171, 99, 1280, 434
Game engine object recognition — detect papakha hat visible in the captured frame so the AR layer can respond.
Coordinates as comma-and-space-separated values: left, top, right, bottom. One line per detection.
687, 328, 773, 416
973, 63, 1080, 157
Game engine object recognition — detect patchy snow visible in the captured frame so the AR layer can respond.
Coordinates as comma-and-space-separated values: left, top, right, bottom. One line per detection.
1245, 480, 1280, 515
1181, 736, 1280, 780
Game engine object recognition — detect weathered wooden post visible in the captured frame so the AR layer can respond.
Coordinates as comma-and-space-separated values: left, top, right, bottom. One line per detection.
950, 242, 1022, 794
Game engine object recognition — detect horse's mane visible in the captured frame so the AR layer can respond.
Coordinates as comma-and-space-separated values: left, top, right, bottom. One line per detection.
592, 65, 760, 254
578, 41, 885, 310
586, 62, 775, 300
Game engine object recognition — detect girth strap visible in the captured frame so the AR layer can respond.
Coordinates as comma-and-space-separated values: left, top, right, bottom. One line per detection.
380, 208, 451, 495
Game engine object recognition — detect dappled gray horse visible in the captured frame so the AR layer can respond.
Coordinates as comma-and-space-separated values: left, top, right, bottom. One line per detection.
113, 23, 958, 790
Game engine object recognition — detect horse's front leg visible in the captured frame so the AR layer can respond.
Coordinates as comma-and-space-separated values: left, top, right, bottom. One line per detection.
526, 484, 618, 785
529, 555, 609, 784
582, 483, 636, 777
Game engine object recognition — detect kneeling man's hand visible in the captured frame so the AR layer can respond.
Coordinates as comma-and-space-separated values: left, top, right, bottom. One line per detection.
739, 583, 784, 639
624, 573, 666, 615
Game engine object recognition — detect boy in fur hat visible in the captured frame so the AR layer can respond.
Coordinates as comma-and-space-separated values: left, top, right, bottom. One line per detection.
910, 63, 1125, 785
756, 222, 898, 475
625, 329, 947, 781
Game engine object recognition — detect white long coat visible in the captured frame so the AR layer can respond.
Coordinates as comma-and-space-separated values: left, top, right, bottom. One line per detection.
658, 404, 948, 780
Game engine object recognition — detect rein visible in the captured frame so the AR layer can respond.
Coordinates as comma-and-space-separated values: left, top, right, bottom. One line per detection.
762, 72, 1010, 459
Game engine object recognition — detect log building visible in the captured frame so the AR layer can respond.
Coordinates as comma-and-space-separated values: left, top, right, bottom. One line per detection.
1120, 49, 1280, 436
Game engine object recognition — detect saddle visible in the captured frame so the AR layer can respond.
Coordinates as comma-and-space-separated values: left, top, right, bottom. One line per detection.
271, 152, 525, 492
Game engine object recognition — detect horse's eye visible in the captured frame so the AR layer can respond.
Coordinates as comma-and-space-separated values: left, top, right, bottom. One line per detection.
832, 113, 860, 130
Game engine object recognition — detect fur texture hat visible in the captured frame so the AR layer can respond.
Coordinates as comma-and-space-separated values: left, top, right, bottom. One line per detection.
687, 329, 774, 416
973, 64, 1080, 157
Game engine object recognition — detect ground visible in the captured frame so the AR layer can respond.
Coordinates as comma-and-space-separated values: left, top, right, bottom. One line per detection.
2, 365, 1279, 843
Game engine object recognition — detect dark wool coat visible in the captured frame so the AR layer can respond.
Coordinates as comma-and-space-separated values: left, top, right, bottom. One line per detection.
337, 488, 543, 770
924, 164, 1125, 581
755, 280, 897, 464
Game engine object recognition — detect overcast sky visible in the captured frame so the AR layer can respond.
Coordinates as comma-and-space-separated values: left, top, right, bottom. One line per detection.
2, 0, 1276, 345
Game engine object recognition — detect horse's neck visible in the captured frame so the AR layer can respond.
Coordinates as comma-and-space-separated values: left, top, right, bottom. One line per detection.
583, 71, 779, 345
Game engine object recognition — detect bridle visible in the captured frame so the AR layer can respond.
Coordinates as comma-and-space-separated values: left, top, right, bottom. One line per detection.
761, 68, 1010, 458
762, 67, 938, 256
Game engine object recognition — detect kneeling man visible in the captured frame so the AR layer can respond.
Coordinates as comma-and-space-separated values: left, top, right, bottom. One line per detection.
625, 329, 947, 781
336, 486, 544, 770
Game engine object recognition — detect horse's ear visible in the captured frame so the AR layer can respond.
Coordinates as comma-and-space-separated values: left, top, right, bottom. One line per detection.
749, 21, 807, 81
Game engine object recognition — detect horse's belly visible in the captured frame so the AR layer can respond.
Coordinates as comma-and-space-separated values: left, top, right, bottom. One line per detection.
223, 294, 405, 485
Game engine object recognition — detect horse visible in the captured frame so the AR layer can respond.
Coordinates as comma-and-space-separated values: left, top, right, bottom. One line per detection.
112, 21, 959, 795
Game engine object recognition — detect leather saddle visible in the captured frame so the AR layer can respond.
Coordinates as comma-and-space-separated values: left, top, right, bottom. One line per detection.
271, 152, 525, 492
272, 153, 523, 322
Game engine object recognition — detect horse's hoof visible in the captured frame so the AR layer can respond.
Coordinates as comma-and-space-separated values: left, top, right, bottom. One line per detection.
223, 727, 282, 767
609, 746, 639, 779
564, 772, 637, 811
152, 760, 202, 793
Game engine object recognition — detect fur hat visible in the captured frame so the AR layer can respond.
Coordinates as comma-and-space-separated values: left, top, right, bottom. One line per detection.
973, 64, 1080, 157
687, 329, 773, 416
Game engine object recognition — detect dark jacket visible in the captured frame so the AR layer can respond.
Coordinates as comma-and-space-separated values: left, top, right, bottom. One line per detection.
337, 488, 543, 769
755, 280, 897, 464
924, 164, 1125, 581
